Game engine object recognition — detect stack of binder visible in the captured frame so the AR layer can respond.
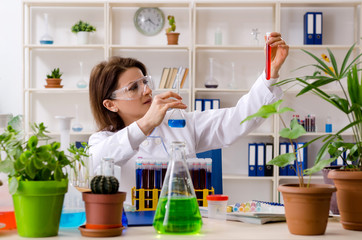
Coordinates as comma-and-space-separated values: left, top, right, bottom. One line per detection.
248, 143, 274, 177
279, 142, 308, 176
195, 99, 220, 111
304, 12, 323, 45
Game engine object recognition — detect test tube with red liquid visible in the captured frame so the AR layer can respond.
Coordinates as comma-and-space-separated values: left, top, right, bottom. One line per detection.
265, 32, 271, 80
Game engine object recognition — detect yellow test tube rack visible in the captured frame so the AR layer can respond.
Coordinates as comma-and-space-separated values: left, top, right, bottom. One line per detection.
131, 187, 215, 211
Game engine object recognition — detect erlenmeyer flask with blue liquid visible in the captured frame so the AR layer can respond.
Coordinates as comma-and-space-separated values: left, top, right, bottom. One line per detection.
168, 70, 186, 128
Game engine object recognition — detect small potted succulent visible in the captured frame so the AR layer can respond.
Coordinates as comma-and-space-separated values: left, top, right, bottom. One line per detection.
165, 15, 179, 45
45, 68, 63, 88
79, 175, 126, 237
71, 20, 96, 44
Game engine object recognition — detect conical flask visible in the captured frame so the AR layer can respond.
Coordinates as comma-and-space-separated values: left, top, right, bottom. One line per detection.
153, 141, 202, 234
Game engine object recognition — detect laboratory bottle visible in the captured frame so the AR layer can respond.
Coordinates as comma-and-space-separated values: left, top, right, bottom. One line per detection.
153, 141, 202, 234
204, 58, 218, 88
40, 13, 53, 44
325, 116, 332, 133
214, 27, 222, 45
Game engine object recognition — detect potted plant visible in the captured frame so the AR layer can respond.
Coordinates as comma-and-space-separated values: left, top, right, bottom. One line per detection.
45, 67, 63, 88
79, 175, 126, 237
71, 20, 96, 44
241, 100, 336, 235
275, 44, 362, 231
0, 116, 76, 237
165, 15, 179, 45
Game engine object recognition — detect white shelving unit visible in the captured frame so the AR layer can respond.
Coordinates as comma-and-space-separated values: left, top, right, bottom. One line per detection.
22, 0, 362, 204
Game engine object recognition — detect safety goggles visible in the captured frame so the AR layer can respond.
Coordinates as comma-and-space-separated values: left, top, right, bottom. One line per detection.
110, 75, 154, 101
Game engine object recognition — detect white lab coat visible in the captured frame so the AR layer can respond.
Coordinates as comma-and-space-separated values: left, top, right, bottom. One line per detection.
89, 72, 282, 203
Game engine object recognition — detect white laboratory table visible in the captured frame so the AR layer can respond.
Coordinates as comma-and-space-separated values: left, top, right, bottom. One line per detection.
1, 217, 362, 240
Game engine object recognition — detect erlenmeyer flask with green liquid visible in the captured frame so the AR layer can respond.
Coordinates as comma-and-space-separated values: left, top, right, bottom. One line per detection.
153, 141, 202, 234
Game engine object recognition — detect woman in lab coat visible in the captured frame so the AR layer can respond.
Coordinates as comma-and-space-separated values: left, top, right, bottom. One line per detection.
89, 32, 289, 203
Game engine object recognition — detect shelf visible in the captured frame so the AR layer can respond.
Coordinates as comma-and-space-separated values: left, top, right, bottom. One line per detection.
278, 175, 324, 180
24, 44, 105, 49
194, 88, 250, 93
154, 89, 189, 94
110, 45, 190, 50
248, 132, 275, 137
195, 45, 263, 50
279, 132, 355, 137
47, 131, 94, 136
289, 45, 358, 50
25, 89, 89, 94
109, 1, 190, 8
23, 1, 105, 7
223, 174, 274, 181
280, 1, 361, 8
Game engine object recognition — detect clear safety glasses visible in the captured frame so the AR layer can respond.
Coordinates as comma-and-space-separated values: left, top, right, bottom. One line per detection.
110, 75, 154, 101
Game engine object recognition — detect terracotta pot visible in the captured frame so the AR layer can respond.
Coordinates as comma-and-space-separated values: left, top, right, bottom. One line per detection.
166, 32, 180, 45
322, 166, 342, 215
82, 192, 126, 229
328, 170, 362, 231
46, 78, 62, 86
278, 183, 336, 235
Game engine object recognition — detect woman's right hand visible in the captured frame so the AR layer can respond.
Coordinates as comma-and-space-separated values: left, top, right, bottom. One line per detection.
137, 91, 187, 135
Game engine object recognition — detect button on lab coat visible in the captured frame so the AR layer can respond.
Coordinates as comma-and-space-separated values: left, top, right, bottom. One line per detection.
89, 72, 282, 203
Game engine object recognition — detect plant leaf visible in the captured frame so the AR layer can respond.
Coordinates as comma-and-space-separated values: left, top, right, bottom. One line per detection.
240, 100, 294, 124
279, 118, 306, 139
9, 177, 19, 195
267, 153, 296, 167
304, 158, 337, 175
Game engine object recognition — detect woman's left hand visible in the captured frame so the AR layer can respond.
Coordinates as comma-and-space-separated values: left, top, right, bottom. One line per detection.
265, 32, 289, 78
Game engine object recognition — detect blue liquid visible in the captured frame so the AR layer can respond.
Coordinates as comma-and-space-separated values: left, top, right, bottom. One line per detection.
59, 211, 86, 228
325, 124, 332, 133
72, 127, 83, 132
155, 169, 161, 189
168, 119, 186, 128
136, 168, 142, 210
122, 209, 128, 227
40, 40, 54, 44
77, 83, 87, 89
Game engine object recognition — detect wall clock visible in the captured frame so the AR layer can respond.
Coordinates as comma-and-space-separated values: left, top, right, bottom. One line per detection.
134, 7, 165, 36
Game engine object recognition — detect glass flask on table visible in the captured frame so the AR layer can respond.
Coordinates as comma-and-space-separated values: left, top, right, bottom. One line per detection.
153, 141, 202, 234
204, 57, 218, 88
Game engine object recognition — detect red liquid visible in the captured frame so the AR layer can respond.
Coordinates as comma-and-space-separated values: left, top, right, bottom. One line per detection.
266, 34, 271, 80
148, 168, 154, 208
142, 168, 149, 208
0, 211, 17, 230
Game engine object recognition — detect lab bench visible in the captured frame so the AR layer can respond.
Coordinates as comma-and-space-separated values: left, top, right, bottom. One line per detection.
1, 217, 361, 240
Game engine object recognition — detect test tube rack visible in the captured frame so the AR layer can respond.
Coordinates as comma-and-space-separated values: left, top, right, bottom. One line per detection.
131, 187, 215, 211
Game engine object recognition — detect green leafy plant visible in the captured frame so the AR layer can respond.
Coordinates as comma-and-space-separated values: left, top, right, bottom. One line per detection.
276, 44, 362, 171
71, 20, 96, 33
166, 15, 176, 33
0, 116, 77, 194
46, 68, 62, 79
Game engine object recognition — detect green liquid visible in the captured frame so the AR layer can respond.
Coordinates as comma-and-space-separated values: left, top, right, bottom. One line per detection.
153, 197, 202, 234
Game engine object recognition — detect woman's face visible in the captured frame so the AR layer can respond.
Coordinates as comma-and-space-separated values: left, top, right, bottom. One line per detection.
112, 67, 153, 126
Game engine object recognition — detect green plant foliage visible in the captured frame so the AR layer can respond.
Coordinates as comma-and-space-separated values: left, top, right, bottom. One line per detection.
276, 44, 362, 170
46, 68, 62, 79
0, 116, 77, 194
71, 20, 96, 33
166, 15, 176, 33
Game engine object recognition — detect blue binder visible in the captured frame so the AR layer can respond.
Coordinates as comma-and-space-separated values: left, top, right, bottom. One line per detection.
248, 143, 257, 176
304, 12, 314, 44
279, 143, 288, 176
296, 142, 308, 176
314, 12, 323, 45
256, 143, 265, 176
195, 99, 204, 111
287, 142, 297, 176
264, 143, 274, 176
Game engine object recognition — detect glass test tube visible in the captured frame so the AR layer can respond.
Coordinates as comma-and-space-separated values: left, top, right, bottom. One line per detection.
161, 160, 168, 188
148, 160, 155, 209
265, 32, 271, 80
206, 158, 212, 190
135, 158, 143, 210
142, 160, 149, 208
101, 157, 114, 176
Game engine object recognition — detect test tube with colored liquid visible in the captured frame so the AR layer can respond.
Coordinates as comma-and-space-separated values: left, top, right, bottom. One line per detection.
141, 160, 149, 208
148, 160, 155, 209
206, 158, 212, 190
265, 32, 271, 80
135, 158, 143, 210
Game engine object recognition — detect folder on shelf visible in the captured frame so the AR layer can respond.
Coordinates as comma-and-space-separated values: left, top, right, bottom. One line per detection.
279, 143, 288, 176
314, 12, 323, 45
303, 12, 314, 45
195, 99, 203, 111
212, 99, 220, 109
172, 66, 184, 89
296, 142, 308, 176
204, 99, 212, 110
265, 143, 274, 176
257, 143, 265, 176
331, 147, 345, 166
180, 68, 189, 89
287, 142, 297, 176
248, 143, 257, 177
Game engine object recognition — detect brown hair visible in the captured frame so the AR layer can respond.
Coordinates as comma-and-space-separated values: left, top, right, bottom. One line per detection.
89, 56, 147, 132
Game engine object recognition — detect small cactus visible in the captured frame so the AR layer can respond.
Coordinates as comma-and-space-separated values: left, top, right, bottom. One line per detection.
90, 175, 119, 194
166, 15, 176, 33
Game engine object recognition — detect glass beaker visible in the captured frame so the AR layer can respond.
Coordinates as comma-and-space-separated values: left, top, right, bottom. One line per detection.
153, 141, 202, 234
76, 61, 87, 89
72, 104, 83, 132
39, 13, 54, 45
204, 58, 218, 88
